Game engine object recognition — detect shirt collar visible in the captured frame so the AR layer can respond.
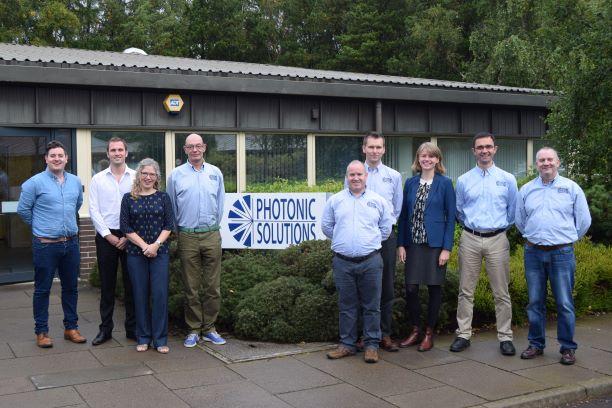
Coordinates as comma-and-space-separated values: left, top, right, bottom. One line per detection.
474, 163, 496, 176
189, 162, 205, 172
45, 168, 65, 180
347, 188, 366, 198
365, 161, 384, 173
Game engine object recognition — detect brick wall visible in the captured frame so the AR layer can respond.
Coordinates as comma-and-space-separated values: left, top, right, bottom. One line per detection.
78, 217, 96, 277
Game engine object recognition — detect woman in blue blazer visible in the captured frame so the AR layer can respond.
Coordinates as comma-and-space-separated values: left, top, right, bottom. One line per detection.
397, 142, 456, 351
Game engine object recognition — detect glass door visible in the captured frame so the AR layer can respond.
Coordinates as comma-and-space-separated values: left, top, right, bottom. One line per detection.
0, 130, 48, 284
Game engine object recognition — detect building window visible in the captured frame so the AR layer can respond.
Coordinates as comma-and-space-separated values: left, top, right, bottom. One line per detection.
438, 137, 528, 180
246, 134, 306, 187
91, 131, 166, 178
174, 133, 237, 193
315, 136, 362, 183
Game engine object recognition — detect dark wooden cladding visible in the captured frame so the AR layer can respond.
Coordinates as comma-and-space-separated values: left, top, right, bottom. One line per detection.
0, 84, 546, 137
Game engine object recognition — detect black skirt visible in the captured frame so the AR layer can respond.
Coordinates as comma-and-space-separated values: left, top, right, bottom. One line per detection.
405, 244, 446, 285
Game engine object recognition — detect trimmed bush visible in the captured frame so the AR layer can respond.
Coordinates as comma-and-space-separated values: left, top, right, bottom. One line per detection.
234, 276, 338, 342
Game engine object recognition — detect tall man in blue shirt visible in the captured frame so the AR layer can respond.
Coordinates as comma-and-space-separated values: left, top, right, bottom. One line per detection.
516, 147, 591, 365
167, 133, 226, 347
451, 132, 518, 356
354, 132, 403, 351
17, 141, 86, 348
323, 160, 394, 363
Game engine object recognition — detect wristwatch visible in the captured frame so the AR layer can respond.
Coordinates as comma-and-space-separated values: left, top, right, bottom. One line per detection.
156, 240, 162, 246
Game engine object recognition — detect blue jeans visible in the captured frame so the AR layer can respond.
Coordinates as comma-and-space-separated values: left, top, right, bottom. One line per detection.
32, 238, 80, 334
127, 253, 169, 347
333, 253, 383, 351
524, 244, 576, 352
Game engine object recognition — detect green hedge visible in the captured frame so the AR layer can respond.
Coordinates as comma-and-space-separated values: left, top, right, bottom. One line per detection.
90, 236, 611, 342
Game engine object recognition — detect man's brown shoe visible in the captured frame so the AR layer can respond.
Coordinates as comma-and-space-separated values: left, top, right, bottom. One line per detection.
399, 326, 420, 347
364, 348, 379, 363
380, 336, 399, 352
520, 345, 543, 359
326, 346, 355, 360
64, 329, 86, 344
36, 333, 53, 348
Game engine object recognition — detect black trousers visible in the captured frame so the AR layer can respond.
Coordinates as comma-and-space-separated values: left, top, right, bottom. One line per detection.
379, 234, 397, 337
95, 231, 135, 335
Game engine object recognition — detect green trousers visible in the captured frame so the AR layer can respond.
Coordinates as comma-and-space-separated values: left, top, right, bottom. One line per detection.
178, 230, 222, 334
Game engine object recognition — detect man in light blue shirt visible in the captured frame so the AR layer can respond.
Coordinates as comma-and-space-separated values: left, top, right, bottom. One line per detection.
167, 133, 226, 347
516, 147, 591, 365
17, 141, 86, 348
322, 160, 394, 363
451, 132, 518, 356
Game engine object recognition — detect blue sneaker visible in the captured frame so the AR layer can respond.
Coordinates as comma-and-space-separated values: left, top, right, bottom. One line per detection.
183, 333, 199, 348
202, 331, 226, 345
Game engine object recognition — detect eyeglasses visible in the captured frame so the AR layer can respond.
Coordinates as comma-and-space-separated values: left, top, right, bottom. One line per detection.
474, 144, 495, 151
141, 172, 157, 179
184, 144, 205, 150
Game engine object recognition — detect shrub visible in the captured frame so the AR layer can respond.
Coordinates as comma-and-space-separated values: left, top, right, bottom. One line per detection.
234, 276, 338, 342
276, 239, 333, 284
246, 178, 343, 193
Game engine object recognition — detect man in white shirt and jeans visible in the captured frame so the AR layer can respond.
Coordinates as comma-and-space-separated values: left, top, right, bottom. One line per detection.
89, 137, 136, 345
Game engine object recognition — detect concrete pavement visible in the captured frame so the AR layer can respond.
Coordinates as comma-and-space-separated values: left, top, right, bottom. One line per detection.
0, 282, 610, 408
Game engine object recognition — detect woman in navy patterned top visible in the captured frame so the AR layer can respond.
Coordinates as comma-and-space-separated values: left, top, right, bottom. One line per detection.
120, 158, 174, 353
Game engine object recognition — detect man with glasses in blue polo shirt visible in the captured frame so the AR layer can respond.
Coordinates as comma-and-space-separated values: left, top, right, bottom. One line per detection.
450, 132, 518, 356
323, 160, 394, 364
17, 141, 86, 348
516, 147, 591, 365
167, 133, 226, 347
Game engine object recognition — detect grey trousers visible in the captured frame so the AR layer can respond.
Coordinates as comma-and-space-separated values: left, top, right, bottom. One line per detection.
455, 230, 513, 342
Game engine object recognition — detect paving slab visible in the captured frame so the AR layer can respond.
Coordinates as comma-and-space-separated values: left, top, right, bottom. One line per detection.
0, 350, 101, 381
229, 355, 341, 394
155, 366, 243, 389
174, 380, 292, 408
75, 375, 189, 408
278, 383, 396, 408
381, 346, 464, 369
200, 336, 334, 363
573, 346, 612, 376
296, 350, 442, 397
0, 287, 37, 310
451, 338, 559, 371
416, 360, 548, 401
0, 376, 36, 396
514, 363, 604, 387
384, 385, 486, 408
31, 363, 153, 389
0, 386, 84, 408
0, 343, 13, 360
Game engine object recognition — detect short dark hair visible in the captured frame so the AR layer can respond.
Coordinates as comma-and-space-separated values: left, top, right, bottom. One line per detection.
362, 131, 384, 146
107, 136, 128, 152
45, 141, 67, 156
472, 131, 495, 148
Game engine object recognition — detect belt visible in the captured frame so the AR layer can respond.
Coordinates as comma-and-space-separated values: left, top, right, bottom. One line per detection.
178, 225, 220, 233
526, 242, 572, 251
463, 226, 506, 238
333, 249, 380, 263
36, 235, 77, 243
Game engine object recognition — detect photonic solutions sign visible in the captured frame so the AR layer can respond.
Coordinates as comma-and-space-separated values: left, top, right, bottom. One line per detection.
220, 193, 328, 249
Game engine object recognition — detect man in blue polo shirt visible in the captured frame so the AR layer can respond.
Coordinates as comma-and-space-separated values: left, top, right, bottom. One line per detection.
322, 160, 394, 363
167, 133, 226, 348
451, 132, 518, 356
516, 147, 591, 365
17, 141, 86, 348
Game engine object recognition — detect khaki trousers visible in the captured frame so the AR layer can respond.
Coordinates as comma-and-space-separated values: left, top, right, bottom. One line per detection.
178, 230, 222, 334
455, 230, 513, 342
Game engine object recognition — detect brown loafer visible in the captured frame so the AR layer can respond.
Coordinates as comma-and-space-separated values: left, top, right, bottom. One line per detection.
520, 346, 543, 359
64, 329, 87, 344
36, 333, 53, 348
560, 349, 576, 365
380, 336, 399, 352
399, 326, 421, 348
364, 348, 379, 363
326, 346, 355, 360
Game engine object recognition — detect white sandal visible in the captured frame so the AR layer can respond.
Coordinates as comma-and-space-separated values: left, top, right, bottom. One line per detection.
136, 344, 148, 352
156, 345, 170, 354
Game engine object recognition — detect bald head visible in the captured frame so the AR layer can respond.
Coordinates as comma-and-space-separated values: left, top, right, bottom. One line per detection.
183, 133, 207, 167
346, 160, 367, 195
535, 147, 561, 182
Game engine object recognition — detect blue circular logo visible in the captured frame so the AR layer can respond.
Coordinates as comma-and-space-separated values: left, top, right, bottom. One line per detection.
227, 195, 253, 247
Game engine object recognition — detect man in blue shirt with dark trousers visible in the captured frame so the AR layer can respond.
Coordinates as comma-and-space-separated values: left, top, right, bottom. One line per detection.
450, 132, 518, 356
516, 147, 591, 365
323, 160, 394, 364
17, 141, 86, 348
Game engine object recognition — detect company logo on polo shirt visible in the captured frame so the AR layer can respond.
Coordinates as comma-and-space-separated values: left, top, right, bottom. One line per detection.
227, 195, 254, 247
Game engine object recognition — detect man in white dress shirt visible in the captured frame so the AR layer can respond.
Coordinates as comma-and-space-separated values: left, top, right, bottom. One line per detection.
89, 137, 136, 345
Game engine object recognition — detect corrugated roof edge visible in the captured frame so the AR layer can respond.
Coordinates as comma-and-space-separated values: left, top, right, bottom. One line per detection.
0, 43, 554, 95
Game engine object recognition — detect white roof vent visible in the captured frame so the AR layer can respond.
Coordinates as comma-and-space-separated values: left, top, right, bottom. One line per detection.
122, 47, 147, 55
